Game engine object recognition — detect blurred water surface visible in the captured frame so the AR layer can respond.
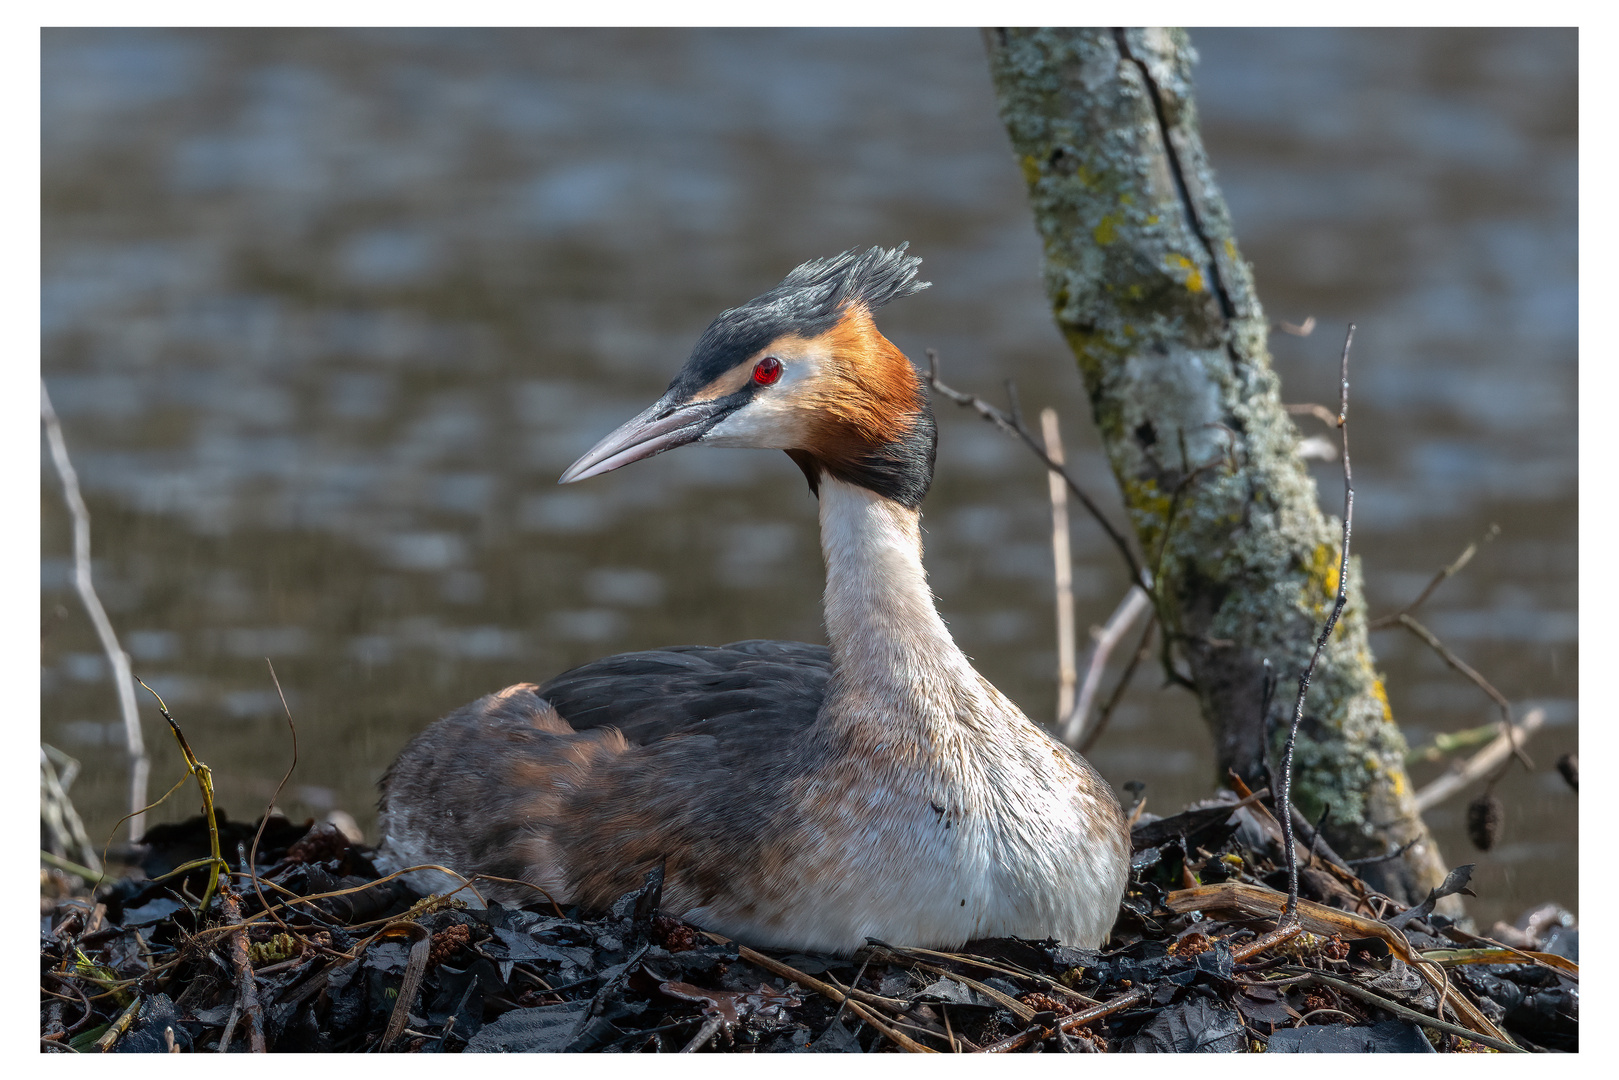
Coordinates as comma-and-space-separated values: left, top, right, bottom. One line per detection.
41, 28, 1575, 927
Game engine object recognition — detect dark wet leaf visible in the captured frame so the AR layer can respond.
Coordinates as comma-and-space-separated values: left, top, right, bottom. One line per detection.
876, 970, 914, 998
1235, 984, 1298, 1026
119, 896, 184, 927
1125, 996, 1244, 1052
1266, 1021, 1435, 1053
1386, 864, 1475, 930
1130, 802, 1241, 852
810, 1017, 864, 1052
426, 965, 491, 1042
488, 925, 594, 967
464, 1001, 591, 1052
362, 940, 410, 975
1089, 940, 1174, 987
767, 1025, 818, 1052
1194, 942, 1234, 982
1047, 944, 1103, 971
1365, 957, 1425, 996
1455, 966, 1578, 1051
917, 976, 975, 1004
500, 909, 575, 937
571, 1013, 635, 1051
110, 994, 191, 1053
187, 1004, 234, 1026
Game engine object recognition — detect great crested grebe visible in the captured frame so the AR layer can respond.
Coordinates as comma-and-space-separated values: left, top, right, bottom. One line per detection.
378, 246, 1129, 952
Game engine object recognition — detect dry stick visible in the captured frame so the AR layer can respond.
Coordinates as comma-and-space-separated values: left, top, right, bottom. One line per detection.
182, 863, 490, 950
680, 1015, 726, 1054
41, 747, 103, 878
706, 936, 934, 1053
978, 922, 1305, 1053
1415, 708, 1546, 813
41, 381, 149, 842
1079, 612, 1157, 756
381, 924, 432, 1051
1279, 324, 1356, 919
1041, 408, 1078, 723
1284, 968, 1524, 1054
1368, 524, 1500, 631
92, 996, 143, 1052
875, 942, 1101, 1007
1362, 522, 1530, 782
927, 351, 1182, 719
219, 887, 266, 1053
1393, 614, 1534, 771
876, 955, 1038, 1024
927, 349, 1147, 590
1061, 586, 1153, 747
824, 948, 877, 1037
1284, 401, 1339, 429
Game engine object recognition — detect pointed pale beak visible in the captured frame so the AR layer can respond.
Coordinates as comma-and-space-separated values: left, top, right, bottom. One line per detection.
559, 395, 731, 484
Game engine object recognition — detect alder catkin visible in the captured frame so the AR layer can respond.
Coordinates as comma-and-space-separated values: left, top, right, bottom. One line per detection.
1466, 792, 1503, 851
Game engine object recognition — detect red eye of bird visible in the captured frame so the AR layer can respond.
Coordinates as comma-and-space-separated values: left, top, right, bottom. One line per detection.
753, 357, 783, 386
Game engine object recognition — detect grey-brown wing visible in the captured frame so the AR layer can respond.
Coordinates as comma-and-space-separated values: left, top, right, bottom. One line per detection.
535, 639, 830, 745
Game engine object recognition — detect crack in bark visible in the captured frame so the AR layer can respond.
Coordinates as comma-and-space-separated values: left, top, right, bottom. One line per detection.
1111, 28, 1237, 323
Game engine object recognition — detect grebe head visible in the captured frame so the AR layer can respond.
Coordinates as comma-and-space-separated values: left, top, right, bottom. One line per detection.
559, 244, 937, 508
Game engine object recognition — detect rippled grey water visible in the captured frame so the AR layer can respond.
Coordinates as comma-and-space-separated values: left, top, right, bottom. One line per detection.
41, 28, 1576, 927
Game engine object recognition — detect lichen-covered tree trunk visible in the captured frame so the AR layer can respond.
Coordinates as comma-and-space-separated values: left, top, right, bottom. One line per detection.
985, 27, 1447, 904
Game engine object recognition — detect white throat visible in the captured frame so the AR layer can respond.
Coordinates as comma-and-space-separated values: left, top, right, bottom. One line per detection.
815, 475, 980, 712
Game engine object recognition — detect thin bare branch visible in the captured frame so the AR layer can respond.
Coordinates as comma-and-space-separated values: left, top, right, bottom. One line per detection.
1079, 612, 1156, 756
1415, 709, 1546, 813
1280, 324, 1356, 918
926, 349, 1147, 589
1284, 402, 1338, 428
1369, 524, 1501, 630
1041, 408, 1077, 723
248, 658, 301, 934
220, 887, 266, 1052
1060, 586, 1152, 747
1390, 614, 1532, 773
41, 381, 149, 841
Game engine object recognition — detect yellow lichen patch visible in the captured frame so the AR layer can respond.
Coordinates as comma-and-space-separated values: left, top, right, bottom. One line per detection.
1370, 679, 1393, 723
1167, 253, 1206, 293
1122, 477, 1174, 546
1388, 767, 1408, 798
1020, 154, 1041, 187
1363, 753, 1391, 783
1224, 237, 1238, 261
1146, 214, 1160, 225
1302, 541, 1340, 616
1094, 214, 1119, 246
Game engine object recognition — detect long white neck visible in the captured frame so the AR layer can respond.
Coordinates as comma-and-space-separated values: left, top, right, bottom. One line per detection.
815, 475, 984, 723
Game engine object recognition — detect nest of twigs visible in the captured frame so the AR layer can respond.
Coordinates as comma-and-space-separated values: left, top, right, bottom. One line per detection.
40, 783, 1576, 1053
